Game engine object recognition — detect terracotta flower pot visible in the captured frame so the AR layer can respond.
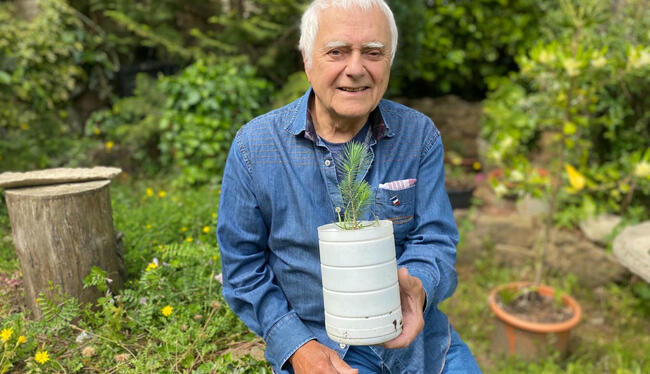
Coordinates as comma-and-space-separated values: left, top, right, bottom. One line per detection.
488, 282, 582, 359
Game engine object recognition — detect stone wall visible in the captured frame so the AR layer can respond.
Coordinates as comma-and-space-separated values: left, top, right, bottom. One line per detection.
395, 96, 482, 160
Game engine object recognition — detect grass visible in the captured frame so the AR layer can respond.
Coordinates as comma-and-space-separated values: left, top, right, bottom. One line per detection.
1, 179, 648, 373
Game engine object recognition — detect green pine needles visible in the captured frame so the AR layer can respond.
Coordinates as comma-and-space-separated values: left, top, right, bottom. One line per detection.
336, 142, 374, 230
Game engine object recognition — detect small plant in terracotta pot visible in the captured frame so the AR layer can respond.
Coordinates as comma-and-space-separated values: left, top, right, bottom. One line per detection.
317, 142, 402, 345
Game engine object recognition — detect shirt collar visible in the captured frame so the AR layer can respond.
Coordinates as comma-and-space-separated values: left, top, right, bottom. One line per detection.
284, 87, 394, 141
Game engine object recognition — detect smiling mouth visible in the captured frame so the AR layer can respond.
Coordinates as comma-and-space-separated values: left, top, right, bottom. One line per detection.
338, 87, 369, 92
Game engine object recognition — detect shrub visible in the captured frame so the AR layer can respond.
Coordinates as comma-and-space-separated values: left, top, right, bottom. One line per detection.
158, 59, 272, 186
481, 0, 650, 226
85, 74, 166, 176
388, 0, 545, 98
87, 59, 272, 184
0, 0, 114, 172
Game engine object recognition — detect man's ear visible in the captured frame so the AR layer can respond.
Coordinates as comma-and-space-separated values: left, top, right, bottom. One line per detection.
301, 51, 311, 82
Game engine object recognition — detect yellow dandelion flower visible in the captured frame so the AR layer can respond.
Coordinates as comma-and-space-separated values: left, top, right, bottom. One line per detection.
0, 328, 12, 343
181, 227, 188, 232
145, 188, 154, 197
202, 226, 210, 233
212, 255, 217, 261
145, 262, 158, 271
93, 127, 101, 135
158, 190, 166, 198
105, 141, 115, 151
35, 350, 50, 364
472, 161, 481, 171
20, 123, 29, 130
161, 305, 173, 317
211, 213, 217, 219
17, 335, 27, 344
565, 164, 586, 192
146, 224, 152, 230
186, 237, 193, 243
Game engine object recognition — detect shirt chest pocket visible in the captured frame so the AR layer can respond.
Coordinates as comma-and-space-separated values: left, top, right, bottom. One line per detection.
373, 185, 416, 244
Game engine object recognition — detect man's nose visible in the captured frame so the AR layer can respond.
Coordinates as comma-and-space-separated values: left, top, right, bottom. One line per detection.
345, 51, 366, 78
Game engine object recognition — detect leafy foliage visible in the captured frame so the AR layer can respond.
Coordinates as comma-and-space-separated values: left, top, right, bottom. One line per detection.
481, 0, 650, 227
336, 142, 374, 230
75, 0, 307, 86
158, 59, 272, 185
388, 0, 545, 98
271, 71, 311, 109
0, 0, 115, 171
85, 73, 166, 176
87, 59, 272, 184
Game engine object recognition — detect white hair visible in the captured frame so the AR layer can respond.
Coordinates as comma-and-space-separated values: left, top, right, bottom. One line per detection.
299, 0, 398, 69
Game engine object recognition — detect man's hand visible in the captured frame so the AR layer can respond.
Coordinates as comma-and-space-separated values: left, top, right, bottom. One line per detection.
382, 267, 426, 349
289, 340, 358, 374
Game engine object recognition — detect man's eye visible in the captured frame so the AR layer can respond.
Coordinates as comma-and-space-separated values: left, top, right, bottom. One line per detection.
329, 49, 342, 56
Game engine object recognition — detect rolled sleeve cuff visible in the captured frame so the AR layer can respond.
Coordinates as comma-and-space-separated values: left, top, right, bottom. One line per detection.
404, 265, 437, 313
264, 311, 316, 370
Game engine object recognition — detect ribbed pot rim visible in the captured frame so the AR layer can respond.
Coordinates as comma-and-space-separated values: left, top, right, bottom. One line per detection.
488, 281, 582, 333
317, 219, 393, 242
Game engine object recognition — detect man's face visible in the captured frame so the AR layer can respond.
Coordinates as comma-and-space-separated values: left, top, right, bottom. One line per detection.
304, 5, 392, 125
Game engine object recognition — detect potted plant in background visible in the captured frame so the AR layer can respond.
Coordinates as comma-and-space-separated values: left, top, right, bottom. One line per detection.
445, 151, 483, 210
317, 142, 402, 345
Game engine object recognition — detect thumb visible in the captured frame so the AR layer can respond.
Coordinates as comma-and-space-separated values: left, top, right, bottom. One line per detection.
327, 350, 358, 374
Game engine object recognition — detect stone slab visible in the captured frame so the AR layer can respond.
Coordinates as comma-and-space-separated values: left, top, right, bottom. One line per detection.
613, 221, 650, 283
579, 214, 622, 245
0, 167, 121, 189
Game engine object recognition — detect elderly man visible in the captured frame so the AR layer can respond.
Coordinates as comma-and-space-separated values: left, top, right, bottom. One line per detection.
217, 0, 481, 373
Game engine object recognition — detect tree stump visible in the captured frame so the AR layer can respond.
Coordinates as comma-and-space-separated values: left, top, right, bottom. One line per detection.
2, 172, 125, 318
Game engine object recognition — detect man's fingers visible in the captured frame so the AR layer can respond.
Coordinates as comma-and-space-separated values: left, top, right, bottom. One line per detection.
382, 316, 422, 348
328, 350, 358, 374
397, 267, 420, 292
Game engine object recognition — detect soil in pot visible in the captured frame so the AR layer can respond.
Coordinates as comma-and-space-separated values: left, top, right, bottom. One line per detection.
498, 290, 574, 324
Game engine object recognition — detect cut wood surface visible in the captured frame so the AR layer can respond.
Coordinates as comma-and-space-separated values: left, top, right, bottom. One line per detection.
4, 180, 125, 318
0, 166, 121, 189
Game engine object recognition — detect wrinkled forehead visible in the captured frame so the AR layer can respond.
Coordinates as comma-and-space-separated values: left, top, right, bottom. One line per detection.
315, 5, 391, 45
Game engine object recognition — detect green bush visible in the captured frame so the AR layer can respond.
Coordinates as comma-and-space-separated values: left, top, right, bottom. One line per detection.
271, 71, 310, 109
158, 59, 272, 186
481, 0, 650, 226
87, 59, 272, 184
0, 0, 114, 172
85, 74, 166, 176
389, 0, 545, 98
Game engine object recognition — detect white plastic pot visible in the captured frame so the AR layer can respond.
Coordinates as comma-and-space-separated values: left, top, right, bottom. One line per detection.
317, 220, 402, 345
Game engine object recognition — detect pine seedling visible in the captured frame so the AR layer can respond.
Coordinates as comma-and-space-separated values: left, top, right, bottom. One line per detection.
336, 142, 374, 230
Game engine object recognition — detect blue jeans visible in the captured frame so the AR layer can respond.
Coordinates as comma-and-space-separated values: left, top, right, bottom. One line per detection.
344, 328, 482, 374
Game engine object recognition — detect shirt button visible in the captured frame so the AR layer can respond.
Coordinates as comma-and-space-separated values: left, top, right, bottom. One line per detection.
324, 159, 332, 167
339, 343, 346, 349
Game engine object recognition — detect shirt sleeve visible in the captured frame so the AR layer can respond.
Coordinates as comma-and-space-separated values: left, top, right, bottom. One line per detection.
217, 132, 316, 370
397, 124, 459, 312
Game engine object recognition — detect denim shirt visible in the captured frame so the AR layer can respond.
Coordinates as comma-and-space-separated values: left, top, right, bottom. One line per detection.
217, 89, 459, 374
